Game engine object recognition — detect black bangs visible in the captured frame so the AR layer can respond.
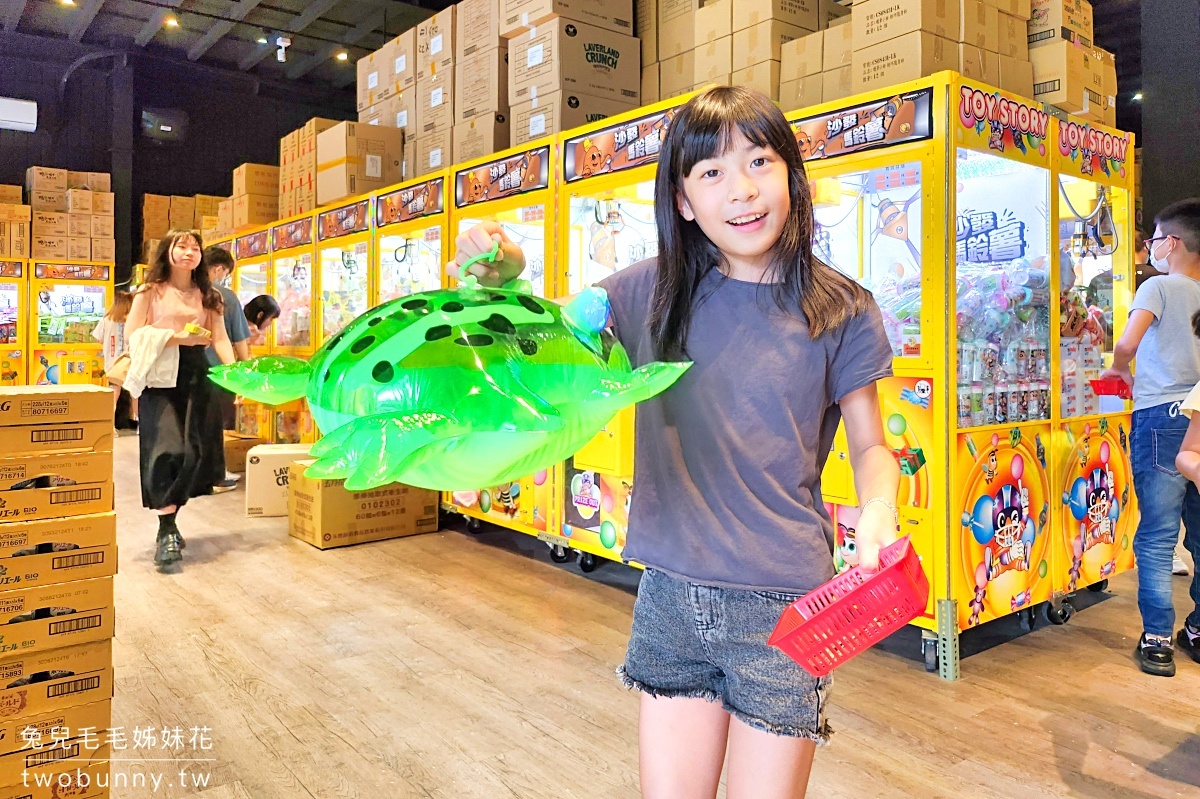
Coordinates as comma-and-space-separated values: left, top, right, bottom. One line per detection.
672, 87, 803, 177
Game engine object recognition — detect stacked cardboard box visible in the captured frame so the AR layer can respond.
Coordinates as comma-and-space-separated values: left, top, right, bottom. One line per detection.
0, 385, 117, 799
141, 193, 170, 261
453, 0, 510, 164
1027, 0, 1114, 124
25, 168, 113, 262
315, 122, 404, 206
0, 196, 30, 260
357, 30, 419, 176
232, 163, 280, 229
411, 7, 457, 176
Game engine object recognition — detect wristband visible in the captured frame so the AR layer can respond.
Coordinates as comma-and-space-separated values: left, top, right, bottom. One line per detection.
861, 497, 899, 530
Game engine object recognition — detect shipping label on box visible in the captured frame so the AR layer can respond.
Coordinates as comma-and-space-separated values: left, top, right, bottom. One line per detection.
416, 67, 456, 135
659, 0, 701, 57
0, 576, 114, 658
91, 192, 113, 216
458, 0, 503, 58
853, 30, 958, 92
780, 74, 823, 109
30, 213, 67, 238
89, 216, 113, 239
0, 639, 113, 722
417, 6, 456, 78
24, 168, 66, 194
636, 0, 658, 63
66, 238, 90, 261
510, 18, 642, 106
27, 192, 66, 213
782, 31, 824, 77
853, 0, 960, 51
502, 0, 636, 38
415, 129, 453, 176
732, 60, 781, 100
961, 0, 999, 52
511, 91, 638, 145
733, 19, 811, 72
453, 113, 511, 163
90, 238, 114, 263
695, 36, 733, 83
64, 190, 92, 215
388, 29, 417, 92
823, 22, 854, 71
232, 164, 280, 197
697, 0, 733, 43
245, 444, 311, 517
733, 0, 819, 32
455, 46, 509, 124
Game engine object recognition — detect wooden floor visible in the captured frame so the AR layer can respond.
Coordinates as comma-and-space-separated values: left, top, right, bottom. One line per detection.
108, 435, 1200, 799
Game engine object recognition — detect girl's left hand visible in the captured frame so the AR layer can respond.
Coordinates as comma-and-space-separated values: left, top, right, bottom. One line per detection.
855, 501, 900, 572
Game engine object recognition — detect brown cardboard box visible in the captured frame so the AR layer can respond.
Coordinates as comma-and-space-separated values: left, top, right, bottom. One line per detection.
316, 122, 404, 205
232, 194, 279, 228
980, 0, 1031, 19
66, 171, 90, 190
65, 189, 92, 214
90, 191, 114, 216
1028, 0, 1092, 48
0, 508, 114, 580
0, 187, 19, 205
697, 0, 733, 44
168, 195, 195, 226
142, 193, 170, 217
1092, 44, 1116, 98
67, 237, 91, 261
960, 0, 999, 52
853, 0, 959, 51
140, 237, 161, 262
733, 0, 819, 32
0, 746, 111, 799
217, 199, 233, 232
0, 385, 112, 428
90, 215, 113, 239
453, 112, 512, 163
233, 163, 280, 197
417, 6, 456, 79
0, 576, 114, 657
1029, 39, 1096, 111
637, 0, 658, 63
659, 50, 697, 99
383, 90, 419, 135
642, 63, 661, 103
823, 21, 853, 70
734, 19, 811, 72
90, 238, 114, 263
0, 700, 110, 782
512, 91, 639, 144
0, 453, 112, 522
853, 30, 957, 91
194, 193, 224, 220
510, 17, 641, 105
357, 40, 396, 112
24, 167, 67, 194
142, 215, 169, 240
67, 213, 90, 239
818, 0, 851, 28
223, 431, 268, 473
389, 29, 417, 91
198, 214, 219, 230
5, 222, 27, 259
501, 0, 636, 37
86, 172, 110, 192
0, 204, 29, 223
780, 74, 823, 108
455, 46, 509, 124
31, 212, 67, 237
28, 191, 66, 213
415, 129, 453, 175
695, 37, 733, 83
458, 0, 504, 58
402, 139, 418, 181
245, 444, 312, 518
822, 64, 853, 101
288, 460, 440, 549
416, 67, 456, 135
0, 639, 113, 721
996, 11, 1029, 58
782, 32, 823, 78
659, 0, 701, 58
30, 236, 68, 260
732, 60, 781, 100
693, 75, 730, 91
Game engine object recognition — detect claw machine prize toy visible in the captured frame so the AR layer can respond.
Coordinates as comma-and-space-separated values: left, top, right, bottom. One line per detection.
373, 172, 448, 302
316, 197, 373, 345
0, 260, 26, 386
29, 262, 111, 385
270, 215, 318, 444
232, 229, 272, 437
554, 99, 684, 571
443, 141, 557, 539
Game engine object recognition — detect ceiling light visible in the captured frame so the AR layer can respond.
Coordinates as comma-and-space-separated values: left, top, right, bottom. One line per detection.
336, 51, 348, 61
1133, 92, 1143, 102
164, 15, 179, 28
256, 29, 269, 44
60, 0, 76, 6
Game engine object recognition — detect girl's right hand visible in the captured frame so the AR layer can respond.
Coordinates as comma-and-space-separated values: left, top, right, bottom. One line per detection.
451, 222, 525, 287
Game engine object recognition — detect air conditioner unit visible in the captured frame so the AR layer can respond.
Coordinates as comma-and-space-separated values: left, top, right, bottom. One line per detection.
0, 97, 36, 133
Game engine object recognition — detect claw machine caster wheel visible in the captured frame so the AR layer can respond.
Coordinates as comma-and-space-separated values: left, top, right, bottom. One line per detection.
578, 553, 599, 573
1043, 601, 1074, 625
922, 639, 938, 673
1087, 579, 1109, 592
550, 545, 572, 563
465, 517, 484, 535
1018, 607, 1036, 632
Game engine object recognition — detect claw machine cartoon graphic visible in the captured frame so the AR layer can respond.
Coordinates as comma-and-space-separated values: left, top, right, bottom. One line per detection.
232, 229, 273, 437
29, 261, 111, 385
0, 260, 26, 386
443, 140, 557, 541
316, 198, 372, 346
269, 215, 318, 444
374, 173, 448, 303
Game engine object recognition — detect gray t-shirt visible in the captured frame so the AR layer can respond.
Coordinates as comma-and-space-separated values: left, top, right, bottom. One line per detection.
1130, 274, 1200, 410
599, 260, 893, 593
206, 284, 251, 366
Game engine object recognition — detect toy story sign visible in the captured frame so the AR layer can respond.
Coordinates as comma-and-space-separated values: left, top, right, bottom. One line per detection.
318, 201, 370, 240
234, 230, 269, 260
957, 85, 1049, 163
1057, 120, 1131, 180
377, 177, 444, 226
563, 108, 677, 182
33, 263, 109, 281
790, 88, 933, 162
271, 218, 313, 251
454, 146, 550, 208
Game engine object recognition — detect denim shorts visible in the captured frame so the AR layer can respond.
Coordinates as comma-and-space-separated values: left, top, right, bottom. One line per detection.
618, 568, 832, 743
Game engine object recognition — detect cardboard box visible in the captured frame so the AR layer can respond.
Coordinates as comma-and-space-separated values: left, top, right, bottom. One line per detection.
223, 431, 267, 473
782, 32, 824, 78
732, 60, 781, 100
142, 216, 169, 240
458, 0, 504, 59
89, 215, 113, 239
636, 0, 658, 63
1029, 39, 1096, 111
90, 192, 113, 217
245, 444, 311, 517
232, 164, 280, 197
659, 0, 701, 58
0, 701, 110, 789
389, 29, 417, 91
0, 754, 110, 799
642, 63, 661, 104
402, 139, 418, 181
695, 37, 733, 83
66, 172, 89, 191
453, 112, 512, 164
0, 386, 112, 429
378, 90, 419, 135
853, 0, 959, 51
30, 237, 67, 260
0, 205, 29, 223
64, 190, 92, 215
823, 64, 853, 101
31, 212, 67, 238
659, 50, 697, 99
960, 0, 999, 52
217, 199, 233, 232
416, 67, 456, 135
509, 17, 642, 106
0, 639, 113, 722
66, 214, 90, 239
0, 575, 113, 659
823, 21, 854, 70
0, 449, 111, 488
455, 46, 508, 124
853, 30, 957, 91
27, 192, 65, 213
501, 0, 636, 37
734, 0, 819, 32
819, 0, 851, 28
232, 194, 278, 228
0, 509, 115, 590
697, 0, 733, 44
0, 454, 112, 524
357, 40, 396, 112
417, 6, 456, 79
780, 74, 823, 108
734, 19, 811, 72
90, 238, 114, 263
414, 129, 453, 175
24, 168, 66, 194
0, 221, 27, 259
693, 75, 730, 92
0, 187, 21, 205
1028, 0, 1092, 48
959, 42, 999, 85
66, 237, 90, 261
142, 193, 170, 217
512, 91, 639, 144
288, 460, 440, 549
981, 0, 1031, 18
997, 11, 1029, 58
86, 173, 110, 192
316, 122, 404, 206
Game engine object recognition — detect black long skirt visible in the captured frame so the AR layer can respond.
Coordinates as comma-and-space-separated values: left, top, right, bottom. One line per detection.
138, 345, 221, 509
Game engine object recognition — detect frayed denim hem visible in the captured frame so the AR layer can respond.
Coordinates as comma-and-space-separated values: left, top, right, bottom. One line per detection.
723, 703, 833, 746
615, 665, 723, 705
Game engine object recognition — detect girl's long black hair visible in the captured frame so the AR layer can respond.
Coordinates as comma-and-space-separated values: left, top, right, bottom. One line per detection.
140, 229, 223, 312
650, 86, 872, 360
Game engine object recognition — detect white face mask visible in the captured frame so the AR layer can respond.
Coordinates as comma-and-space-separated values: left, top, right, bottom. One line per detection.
1150, 237, 1173, 273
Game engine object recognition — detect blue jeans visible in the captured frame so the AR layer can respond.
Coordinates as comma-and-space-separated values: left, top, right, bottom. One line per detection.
1131, 402, 1200, 637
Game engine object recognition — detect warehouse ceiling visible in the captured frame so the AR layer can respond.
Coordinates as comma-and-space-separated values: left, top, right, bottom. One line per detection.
0, 0, 454, 87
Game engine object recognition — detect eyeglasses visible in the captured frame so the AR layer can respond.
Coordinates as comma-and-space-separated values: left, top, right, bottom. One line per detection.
1146, 235, 1178, 247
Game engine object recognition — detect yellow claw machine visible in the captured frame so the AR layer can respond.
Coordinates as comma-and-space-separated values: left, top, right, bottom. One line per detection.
232, 228, 272, 438
553, 98, 685, 572
442, 140, 558, 542
785, 72, 1136, 679
315, 196, 373, 346
373, 173, 450, 301
269, 215, 318, 444
29, 261, 111, 385
0, 260, 27, 386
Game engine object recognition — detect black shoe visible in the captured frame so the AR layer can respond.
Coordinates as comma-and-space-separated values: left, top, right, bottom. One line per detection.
211, 479, 238, 494
1135, 633, 1176, 677
1177, 626, 1200, 664
154, 531, 182, 567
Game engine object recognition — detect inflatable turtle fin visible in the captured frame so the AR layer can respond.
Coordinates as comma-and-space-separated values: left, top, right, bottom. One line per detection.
306, 411, 457, 490
579, 360, 692, 421
208, 356, 311, 405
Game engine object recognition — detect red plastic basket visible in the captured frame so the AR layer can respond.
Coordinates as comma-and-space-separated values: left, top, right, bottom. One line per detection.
768, 536, 929, 677
1089, 378, 1132, 400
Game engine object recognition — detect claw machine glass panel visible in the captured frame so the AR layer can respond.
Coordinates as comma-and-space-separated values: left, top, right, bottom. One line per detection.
233, 230, 271, 355
374, 174, 448, 303
0, 261, 26, 386
269, 216, 318, 444
29, 262, 111, 386
444, 141, 557, 539
317, 199, 372, 345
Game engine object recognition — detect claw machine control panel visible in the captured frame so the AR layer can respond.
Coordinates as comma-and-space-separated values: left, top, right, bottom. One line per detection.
29, 261, 111, 386
316, 198, 372, 346
0, 260, 26, 386
444, 141, 557, 539
269, 215, 318, 444
374, 174, 448, 302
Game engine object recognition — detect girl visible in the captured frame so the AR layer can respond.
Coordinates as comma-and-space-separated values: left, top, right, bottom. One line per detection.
455, 87, 899, 798
243, 294, 280, 349
125, 230, 235, 568
93, 289, 136, 428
